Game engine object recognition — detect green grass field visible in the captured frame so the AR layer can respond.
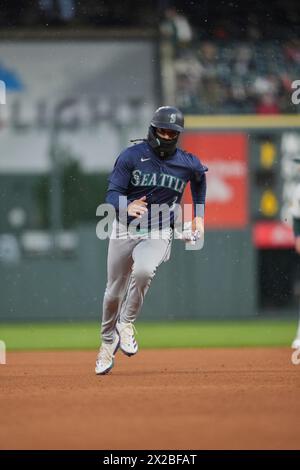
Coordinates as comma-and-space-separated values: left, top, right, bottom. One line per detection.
0, 319, 297, 351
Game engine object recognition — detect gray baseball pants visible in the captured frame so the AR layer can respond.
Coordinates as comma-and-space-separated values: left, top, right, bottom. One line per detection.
101, 221, 172, 343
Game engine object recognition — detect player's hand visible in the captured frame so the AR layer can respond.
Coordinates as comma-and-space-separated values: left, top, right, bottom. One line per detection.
180, 217, 204, 245
192, 216, 204, 234
127, 196, 148, 218
179, 220, 203, 241
191, 217, 204, 241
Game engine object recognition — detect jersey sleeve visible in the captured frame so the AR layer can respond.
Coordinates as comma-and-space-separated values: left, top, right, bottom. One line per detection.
190, 156, 208, 217
107, 149, 133, 192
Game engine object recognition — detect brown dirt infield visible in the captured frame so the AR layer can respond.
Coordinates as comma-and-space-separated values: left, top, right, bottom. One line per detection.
0, 347, 299, 450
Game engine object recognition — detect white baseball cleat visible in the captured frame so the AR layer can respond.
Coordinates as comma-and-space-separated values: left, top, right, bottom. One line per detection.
291, 338, 300, 349
116, 322, 138, 356
95, 334, 120, 375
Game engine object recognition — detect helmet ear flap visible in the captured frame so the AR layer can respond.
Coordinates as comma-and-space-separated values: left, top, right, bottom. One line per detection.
147, 126, 160, 149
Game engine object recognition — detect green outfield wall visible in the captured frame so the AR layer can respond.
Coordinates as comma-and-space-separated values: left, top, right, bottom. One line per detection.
0, 224, 255, 322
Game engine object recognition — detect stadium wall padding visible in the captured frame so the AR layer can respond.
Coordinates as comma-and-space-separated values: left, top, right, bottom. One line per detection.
0, 224, 256, 321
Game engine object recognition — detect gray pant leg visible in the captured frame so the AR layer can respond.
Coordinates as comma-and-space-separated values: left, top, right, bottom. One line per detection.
118, 236, 172, 324
101, 235, 136, 343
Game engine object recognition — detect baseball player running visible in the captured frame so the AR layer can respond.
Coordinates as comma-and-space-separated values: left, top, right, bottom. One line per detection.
95, 106, 208, 375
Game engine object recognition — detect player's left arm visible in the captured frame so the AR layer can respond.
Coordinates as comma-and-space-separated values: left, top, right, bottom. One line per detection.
190, 159, 208, 237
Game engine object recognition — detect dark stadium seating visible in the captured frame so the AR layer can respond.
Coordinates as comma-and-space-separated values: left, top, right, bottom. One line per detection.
173, 41, 300, 114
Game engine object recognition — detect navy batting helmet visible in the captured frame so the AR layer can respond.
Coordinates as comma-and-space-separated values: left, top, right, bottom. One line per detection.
150, 106, 184, 133
148, 106, 184, 158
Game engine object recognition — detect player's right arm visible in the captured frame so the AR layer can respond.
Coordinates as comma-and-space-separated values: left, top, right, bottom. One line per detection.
106, 150, 148, 218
